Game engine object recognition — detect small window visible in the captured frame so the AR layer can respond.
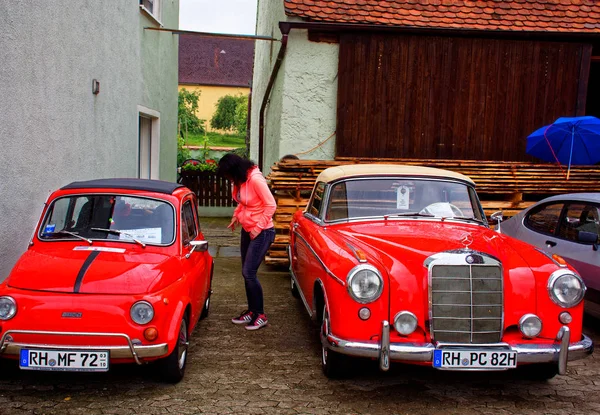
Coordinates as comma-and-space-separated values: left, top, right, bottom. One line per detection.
181, 201, 197, 245
307, 182, 326, 219
558, 203, 600, 243
525, 202, 563, 236
139, 0, 160, 21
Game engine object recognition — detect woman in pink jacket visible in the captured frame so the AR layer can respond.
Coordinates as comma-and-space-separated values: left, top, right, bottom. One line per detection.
217, 154, 276, 331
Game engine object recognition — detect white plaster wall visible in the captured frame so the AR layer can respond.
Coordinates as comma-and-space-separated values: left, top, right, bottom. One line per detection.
276, 30, 338, 167
0, 1, 178, 278
140, 0, 179, 181
250, 0, 288, 168
250, 1, 339, 173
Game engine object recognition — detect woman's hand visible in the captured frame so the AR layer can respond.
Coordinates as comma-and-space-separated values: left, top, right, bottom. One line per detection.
227, 217, 239, 232
249, 228, 260, 240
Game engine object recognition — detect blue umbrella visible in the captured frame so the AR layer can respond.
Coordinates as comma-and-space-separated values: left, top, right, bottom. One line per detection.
526, 116, 600, 179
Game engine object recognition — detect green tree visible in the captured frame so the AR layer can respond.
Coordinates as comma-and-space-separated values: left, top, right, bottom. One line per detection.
177, 137, 191, 166
178, 88, 205, 138
211, 94, 248, 134
234, 96, 248, 135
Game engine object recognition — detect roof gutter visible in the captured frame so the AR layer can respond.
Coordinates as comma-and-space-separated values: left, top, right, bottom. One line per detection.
281, 21, 600, 42
258, 23, 290, 171
144, 27, 276, 41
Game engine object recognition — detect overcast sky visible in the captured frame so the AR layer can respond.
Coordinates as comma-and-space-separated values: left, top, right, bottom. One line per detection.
179, 0, 258, 35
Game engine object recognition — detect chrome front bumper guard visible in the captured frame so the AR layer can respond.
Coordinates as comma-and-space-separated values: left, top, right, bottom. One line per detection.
0, 330, 168, 365
322, 321, 594, 374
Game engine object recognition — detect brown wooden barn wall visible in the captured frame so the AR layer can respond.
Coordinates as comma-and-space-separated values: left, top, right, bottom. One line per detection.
336, 34, 592, 161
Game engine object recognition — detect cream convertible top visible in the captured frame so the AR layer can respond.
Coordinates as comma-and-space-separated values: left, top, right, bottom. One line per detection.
316, 164, 475, 185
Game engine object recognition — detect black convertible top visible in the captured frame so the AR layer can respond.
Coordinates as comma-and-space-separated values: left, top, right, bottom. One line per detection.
61, 178, 185, 195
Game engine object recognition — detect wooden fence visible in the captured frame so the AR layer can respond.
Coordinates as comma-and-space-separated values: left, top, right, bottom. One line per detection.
179, 171, 236, 207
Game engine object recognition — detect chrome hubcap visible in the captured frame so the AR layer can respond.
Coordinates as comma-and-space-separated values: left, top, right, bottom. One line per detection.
321, 307, 329, 366
177, 320, 188, 370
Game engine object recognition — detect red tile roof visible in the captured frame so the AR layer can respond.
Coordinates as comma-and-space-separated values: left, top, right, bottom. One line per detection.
284, 1, 600, 33
179, 35, 255, 87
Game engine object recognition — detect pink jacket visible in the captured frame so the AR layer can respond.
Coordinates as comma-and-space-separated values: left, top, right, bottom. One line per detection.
232, 166, 276, 234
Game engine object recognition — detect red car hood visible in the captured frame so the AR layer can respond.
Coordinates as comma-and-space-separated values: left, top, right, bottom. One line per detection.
7, 247, 176, 295
334, 220, 537, 309
336, 221, 516, 265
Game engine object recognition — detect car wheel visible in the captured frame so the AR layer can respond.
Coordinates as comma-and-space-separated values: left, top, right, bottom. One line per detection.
290, 276, 300, 299
200, 295, 210, 320
159, 315, 189, 383
320, 306, 348, 378
200, 282, 212, 320
520, 363, 559, 381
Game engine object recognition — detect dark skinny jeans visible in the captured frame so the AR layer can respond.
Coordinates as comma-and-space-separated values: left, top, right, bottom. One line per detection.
240, 227, 275, 315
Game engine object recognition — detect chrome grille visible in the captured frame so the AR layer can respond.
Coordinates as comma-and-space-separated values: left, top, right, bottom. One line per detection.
430, 258, 503, 344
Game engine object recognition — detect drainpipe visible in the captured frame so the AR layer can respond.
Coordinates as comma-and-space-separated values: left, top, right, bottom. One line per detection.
258, 22, 290, 171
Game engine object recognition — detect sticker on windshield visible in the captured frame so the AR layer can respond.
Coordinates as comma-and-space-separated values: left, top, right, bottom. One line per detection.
118, 228, 162, 243
43, 224, 56, 234
397, 186, 410, 210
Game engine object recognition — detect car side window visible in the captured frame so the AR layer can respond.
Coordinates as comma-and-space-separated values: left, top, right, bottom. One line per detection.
307, 182, 326, 219
181, 200, 197, 246
524, 202, 563, 236
558, 203, 600, 243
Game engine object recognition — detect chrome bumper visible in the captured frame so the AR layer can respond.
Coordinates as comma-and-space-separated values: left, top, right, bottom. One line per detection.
322, 321, 594, 374
0, 330, 169, 365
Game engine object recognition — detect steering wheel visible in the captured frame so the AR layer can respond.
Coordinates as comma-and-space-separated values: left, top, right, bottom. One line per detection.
419, 202, 464, 217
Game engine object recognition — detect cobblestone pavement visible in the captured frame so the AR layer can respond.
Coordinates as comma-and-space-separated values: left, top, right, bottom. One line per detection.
1, 255, 599, 415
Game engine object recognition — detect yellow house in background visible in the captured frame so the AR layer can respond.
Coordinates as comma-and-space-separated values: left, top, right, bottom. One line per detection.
178, 34, 254, 132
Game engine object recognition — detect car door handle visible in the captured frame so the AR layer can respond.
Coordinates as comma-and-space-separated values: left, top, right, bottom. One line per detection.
546, 240, 557, 247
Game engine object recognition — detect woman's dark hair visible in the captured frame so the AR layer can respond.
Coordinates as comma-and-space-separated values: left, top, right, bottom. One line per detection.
217, 153, 256, 185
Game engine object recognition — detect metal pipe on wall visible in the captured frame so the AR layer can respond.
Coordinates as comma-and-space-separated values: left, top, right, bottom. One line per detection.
258, 23, 290, 171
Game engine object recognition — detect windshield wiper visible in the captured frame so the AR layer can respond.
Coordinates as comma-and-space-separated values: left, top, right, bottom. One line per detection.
91, 227, 146, 248
386, 212, 436, 219
44, 230, 93, 245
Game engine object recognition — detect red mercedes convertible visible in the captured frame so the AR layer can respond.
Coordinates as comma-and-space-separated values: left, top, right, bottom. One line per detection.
288, 164, 593, 379
0, 179, 213, 382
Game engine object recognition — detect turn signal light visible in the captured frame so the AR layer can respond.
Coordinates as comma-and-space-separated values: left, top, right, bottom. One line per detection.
144, 327, 158, 341
552, 254, 568, 267
559, 312, 573, 324
355, 249, 368, 263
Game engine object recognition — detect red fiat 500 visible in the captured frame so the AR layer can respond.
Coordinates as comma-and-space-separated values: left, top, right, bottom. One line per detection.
0, 179, 213, 383
289, 164, 593, 379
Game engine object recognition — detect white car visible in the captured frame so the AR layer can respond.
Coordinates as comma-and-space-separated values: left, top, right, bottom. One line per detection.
501, 193, 600, 318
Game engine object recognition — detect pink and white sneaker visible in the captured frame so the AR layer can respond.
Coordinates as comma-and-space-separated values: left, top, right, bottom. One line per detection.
245, 313, 268, 331
232, 310, 254, 325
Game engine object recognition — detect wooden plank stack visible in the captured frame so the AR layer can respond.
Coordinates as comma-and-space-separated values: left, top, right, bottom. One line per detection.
266, 157, 600, 266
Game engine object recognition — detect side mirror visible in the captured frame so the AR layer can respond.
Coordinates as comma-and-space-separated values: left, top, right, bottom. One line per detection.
578, 231, 599, 251
490, 211, 503, 233
490, 211, 504, 223
186, 240, 209, 258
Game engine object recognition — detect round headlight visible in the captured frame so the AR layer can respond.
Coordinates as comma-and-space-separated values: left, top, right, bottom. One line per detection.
519, 313, 542, 338
130, 301, 154, 325
394, 311, 417, 336
346, 265, 383, 304
548, 270, 586, 308
0, 296, 17, 321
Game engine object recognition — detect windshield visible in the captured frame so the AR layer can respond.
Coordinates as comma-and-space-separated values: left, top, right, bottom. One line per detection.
39, 195, 175, 245
325, 178, 486, 223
